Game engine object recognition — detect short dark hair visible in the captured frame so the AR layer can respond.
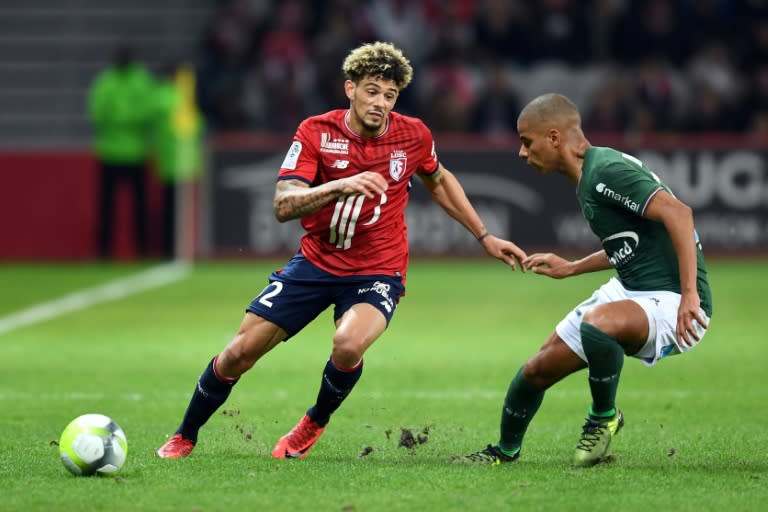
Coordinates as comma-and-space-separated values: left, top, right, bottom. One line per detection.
518, 93, 581, 126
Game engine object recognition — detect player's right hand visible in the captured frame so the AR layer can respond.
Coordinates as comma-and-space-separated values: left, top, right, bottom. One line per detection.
676, 291, 708, 348
338, 172, 388, 199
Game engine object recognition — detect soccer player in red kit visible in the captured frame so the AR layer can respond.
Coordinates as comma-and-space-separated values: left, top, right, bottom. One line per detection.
156, 41, 527, 460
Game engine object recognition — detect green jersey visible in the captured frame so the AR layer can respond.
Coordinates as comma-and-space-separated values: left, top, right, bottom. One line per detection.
87, 63, 155, 164
577, 147, 712, 316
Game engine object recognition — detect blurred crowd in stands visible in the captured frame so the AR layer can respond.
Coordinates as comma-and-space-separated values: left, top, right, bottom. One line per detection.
195, 0, 768, 136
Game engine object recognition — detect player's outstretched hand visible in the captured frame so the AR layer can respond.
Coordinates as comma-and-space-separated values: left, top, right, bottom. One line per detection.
481, 236, 527, 271
676, 291, 708, 348
522, 253, 573, 279
338, 171, 388, 199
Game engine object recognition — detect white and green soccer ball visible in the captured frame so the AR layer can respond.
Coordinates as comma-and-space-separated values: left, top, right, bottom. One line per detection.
59, 413, 128, 476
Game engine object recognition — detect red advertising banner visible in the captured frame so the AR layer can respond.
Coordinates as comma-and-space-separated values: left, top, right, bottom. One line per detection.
0, 152, 164, 260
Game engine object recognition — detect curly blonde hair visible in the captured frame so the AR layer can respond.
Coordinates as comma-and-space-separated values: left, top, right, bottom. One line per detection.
342, 41, 413, 90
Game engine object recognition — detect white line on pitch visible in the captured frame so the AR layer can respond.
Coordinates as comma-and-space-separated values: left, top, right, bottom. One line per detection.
0, 262, 191, 335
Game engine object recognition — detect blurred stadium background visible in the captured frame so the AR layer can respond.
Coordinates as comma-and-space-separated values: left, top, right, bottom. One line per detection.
1, 5, 767, 509
1, 0, 767, 261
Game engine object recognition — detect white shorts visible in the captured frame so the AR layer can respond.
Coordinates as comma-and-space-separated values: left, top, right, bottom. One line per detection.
556, 277, 710, 367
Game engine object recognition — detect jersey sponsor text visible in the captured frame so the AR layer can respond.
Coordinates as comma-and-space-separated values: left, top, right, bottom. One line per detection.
596, 182, 640, 212
602, 231, 639, 267
320, 132, 349, 154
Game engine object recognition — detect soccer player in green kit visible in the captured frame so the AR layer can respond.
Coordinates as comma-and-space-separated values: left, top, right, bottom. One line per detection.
455, 93, 713, 467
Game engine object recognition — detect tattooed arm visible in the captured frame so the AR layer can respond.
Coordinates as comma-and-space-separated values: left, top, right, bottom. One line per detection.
273, 172, 389, 222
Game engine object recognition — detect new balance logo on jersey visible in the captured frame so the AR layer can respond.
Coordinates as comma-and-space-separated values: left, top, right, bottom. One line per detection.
320, 132, 349, 154
331, 160, 349, 169
596, 183, 640, 212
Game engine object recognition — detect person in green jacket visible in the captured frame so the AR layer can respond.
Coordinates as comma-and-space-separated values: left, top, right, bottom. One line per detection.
151, 63, 205, 259
87, 44, 155, 259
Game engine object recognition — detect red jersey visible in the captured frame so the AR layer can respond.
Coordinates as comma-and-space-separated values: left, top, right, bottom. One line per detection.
278, 109, 439, 278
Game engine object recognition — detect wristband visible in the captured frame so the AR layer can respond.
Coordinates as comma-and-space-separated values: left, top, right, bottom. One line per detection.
477, 231, 490, 242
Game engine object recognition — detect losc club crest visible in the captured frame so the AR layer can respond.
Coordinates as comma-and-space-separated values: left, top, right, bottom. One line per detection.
389, 150, 407, 181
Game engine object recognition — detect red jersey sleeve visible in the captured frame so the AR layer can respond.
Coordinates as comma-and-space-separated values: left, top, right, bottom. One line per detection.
416, 122, 440, 177
278, 119, 320, 184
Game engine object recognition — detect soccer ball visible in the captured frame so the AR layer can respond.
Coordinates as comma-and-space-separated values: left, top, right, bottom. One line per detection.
59, 413, 128, 476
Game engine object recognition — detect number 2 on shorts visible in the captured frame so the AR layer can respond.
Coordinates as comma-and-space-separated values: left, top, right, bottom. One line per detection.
258, 282, 284, 308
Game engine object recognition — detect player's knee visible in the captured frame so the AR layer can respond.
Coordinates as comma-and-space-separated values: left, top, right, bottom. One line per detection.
331, 347, 362, 368
220, 336, 259, 377
581, 307, 616, 335
330, 337, 364, 368
583, 299, 640, 331
522, 358, 550, 389
218, 347, 253, 377
522, 342, 581, 390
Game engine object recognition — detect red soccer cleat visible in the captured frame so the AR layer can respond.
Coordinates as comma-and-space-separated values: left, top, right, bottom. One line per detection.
156, 433, 195, 459
271, 415, 326, 459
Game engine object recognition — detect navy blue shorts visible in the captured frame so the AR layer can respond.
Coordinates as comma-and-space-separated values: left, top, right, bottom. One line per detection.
246, 253, 405, 340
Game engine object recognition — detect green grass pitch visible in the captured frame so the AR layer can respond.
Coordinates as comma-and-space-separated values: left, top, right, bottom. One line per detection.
0, 259, 766, 511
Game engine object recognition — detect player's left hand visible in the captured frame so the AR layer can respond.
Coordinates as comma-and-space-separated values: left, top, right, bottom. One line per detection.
481, 236, 527, 271
522, 252, 573, 278
677, 291, 708, 348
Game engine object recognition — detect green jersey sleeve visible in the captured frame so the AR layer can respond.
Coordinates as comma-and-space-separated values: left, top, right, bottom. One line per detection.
589, 157, 664, 217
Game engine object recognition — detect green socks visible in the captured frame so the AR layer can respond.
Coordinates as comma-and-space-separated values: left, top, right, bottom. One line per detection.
499, 367, 544, 454
589, 405, 616, 419
496, 323, 624, 454
580, 322, 624, 418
